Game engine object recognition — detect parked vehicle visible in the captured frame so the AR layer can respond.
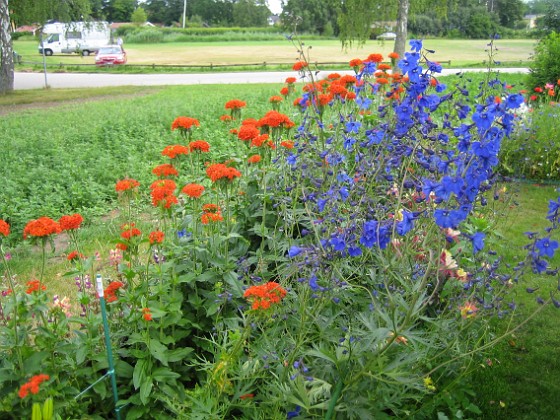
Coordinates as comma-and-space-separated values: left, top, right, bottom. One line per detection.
95, 45, 127, 66
377, 32, 397, 40
38, 21, 110, 56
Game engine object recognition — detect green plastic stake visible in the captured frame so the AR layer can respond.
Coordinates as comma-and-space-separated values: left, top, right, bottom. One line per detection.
96, 274, 122, 420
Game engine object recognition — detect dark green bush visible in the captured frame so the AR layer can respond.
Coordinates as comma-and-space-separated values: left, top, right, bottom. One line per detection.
527, 31, 560, 91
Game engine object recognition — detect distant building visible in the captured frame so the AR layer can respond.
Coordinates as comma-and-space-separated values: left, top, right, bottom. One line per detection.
15, 25, 39, 35
268, 15, 281, 26
523, 14, 544, 29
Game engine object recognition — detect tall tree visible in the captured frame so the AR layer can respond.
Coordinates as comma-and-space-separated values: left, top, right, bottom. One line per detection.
281, 0, 339, 35
337, 0, 457, 59
232, 0, 270, 27
0, 0, 13, 94
1, 0, 90, 94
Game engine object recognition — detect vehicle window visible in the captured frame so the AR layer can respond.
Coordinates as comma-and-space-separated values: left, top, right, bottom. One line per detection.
67, 31, 82, 40
46, 34, 59, 43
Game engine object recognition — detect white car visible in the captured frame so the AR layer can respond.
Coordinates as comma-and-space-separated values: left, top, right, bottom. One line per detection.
377, 32, 397, 40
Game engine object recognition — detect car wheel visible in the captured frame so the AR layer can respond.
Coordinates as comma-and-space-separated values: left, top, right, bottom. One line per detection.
82, 50, 90, 56
44, 49, 53, 56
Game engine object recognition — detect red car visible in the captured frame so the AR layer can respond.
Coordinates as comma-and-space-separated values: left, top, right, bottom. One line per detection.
95, 45, 127, 66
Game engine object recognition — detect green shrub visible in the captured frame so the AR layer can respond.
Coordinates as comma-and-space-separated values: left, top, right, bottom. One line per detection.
125, 28, 164, 44
527, 31, 560, 91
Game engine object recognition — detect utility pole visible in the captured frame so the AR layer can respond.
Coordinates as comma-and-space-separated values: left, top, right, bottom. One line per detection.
182, 0, 187, 28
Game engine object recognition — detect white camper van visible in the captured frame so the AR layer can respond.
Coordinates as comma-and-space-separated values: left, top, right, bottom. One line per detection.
38, 21, 110, 56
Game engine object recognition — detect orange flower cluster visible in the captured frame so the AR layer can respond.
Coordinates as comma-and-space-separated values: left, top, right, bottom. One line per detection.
26, 280, 46, 294
59, 213, 84, 231
388, 52, 399, 59
104, 281, 124, 302
280, 140, 294, 149
206, 163, 242, 183
181, 183, 205, 198
171, 116, 200, 131
120, 222, 142, 240
285, 77, 296, 84
365, 53, 384, 63
149, 230, 164, 245
269, 95, 283, 103
115, 178, 140, 192
150, 179, 178, 208
280, 86, 289, 96
201, 204, 223, 225
257, 110, 295, 129
162, 144, 190, 159
225, 99, 247, 110
0, 219, 10, 236
251, 134, 270, 148
237, 124, 260, 141
243, 281, 287, 310
23, 217, 61, 239
67, 250, 85, 261
142, 307, 152, 321
18, 374, 50, 399
247, 154, 261, 164
220, 114, 232, 122
189, 140, 211, 153
152, 164, 179, 178
349, 58, 363, 68
292, 61, 308, 71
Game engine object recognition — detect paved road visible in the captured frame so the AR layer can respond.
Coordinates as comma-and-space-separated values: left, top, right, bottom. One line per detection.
14, 68, 529, 90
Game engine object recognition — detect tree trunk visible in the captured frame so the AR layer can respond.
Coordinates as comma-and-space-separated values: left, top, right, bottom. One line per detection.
393, 0, 410, 70
0, 0, 14, 94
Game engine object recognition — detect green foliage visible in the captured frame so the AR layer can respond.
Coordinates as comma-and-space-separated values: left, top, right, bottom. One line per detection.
131, 7, 148, 26
115, 25, 285, 43
527, 31, 560, 90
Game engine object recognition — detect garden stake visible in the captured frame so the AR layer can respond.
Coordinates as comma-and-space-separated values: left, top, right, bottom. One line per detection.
95, 274, 122, 420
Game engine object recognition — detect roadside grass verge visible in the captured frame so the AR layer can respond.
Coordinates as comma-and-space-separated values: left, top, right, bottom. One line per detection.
0, 85, 158, 108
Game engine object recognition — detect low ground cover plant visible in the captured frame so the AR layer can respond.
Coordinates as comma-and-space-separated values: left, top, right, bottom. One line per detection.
1, 40, 559, 419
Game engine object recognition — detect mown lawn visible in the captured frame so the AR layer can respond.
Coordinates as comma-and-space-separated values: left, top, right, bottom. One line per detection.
13, 38, 536, 69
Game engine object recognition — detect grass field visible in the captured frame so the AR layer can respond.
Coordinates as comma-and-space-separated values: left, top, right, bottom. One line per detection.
13, 38, 537, 69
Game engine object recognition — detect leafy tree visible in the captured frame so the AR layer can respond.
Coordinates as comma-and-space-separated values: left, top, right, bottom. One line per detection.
104, 0, 137, 22
281, 0, 339, 35
190, 0, 233, 26
131, 6, 147, 24
1, 0, 91, 94
233, 0, 270, 27
495, 0, 525, 28
540, 0, 560, 32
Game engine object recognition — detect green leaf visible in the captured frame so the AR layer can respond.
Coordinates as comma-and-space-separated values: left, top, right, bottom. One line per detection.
76, 345, 88, 365
133, 358, 150, 390
152, 367, 181, 382
223, 271, 244, 297
139, 377, 153, 405
24, 351, 50, 373
148, 339, 169, 366
167, 347, 194, 363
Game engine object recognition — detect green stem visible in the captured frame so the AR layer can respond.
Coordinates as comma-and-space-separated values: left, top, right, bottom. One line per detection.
0, 243, 23, 370
325, 377, 344, 420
